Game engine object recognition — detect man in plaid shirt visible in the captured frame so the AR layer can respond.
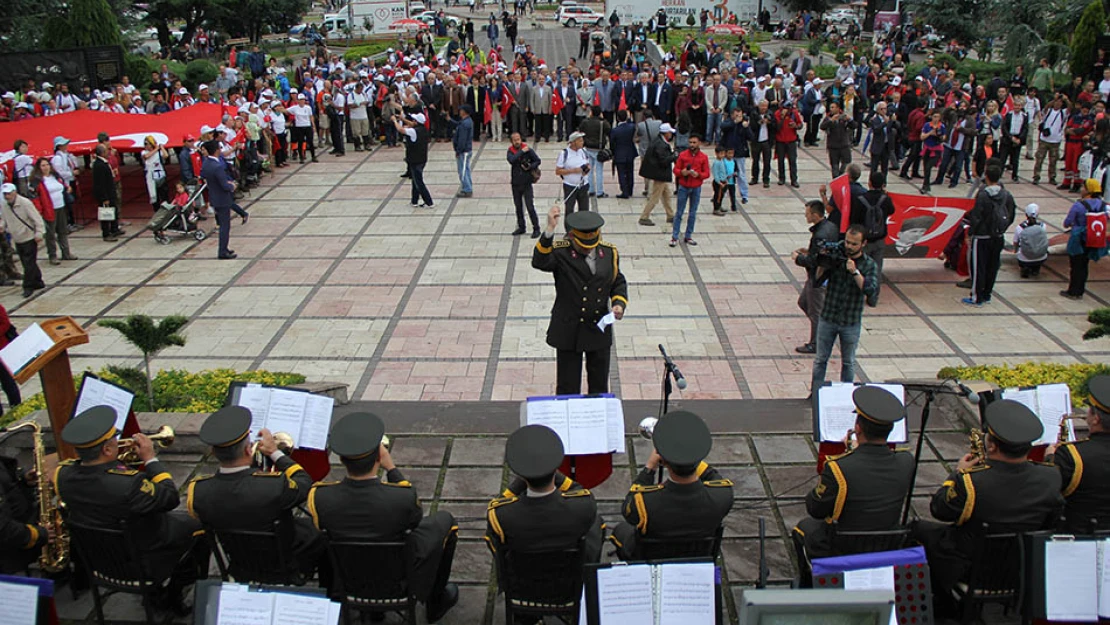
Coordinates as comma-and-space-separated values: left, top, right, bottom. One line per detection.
811, 224, 879, 395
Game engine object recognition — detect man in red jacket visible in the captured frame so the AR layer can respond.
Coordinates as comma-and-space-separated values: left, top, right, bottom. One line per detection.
774, 101, 803, 188
671, 134, 711, 247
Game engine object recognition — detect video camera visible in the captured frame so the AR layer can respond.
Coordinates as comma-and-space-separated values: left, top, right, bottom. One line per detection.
814, 240, 848, 285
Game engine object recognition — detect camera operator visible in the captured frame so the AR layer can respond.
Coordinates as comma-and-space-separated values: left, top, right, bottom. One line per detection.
810, 224, 879, 396
792, 199, 840, 355
556, 132, 592, 214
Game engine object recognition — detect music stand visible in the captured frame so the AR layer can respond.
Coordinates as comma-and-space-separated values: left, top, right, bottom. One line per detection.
10, 317, 89, 460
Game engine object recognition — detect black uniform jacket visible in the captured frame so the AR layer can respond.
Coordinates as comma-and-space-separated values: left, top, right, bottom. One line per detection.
308, 468, 422, 541
533, 236, 629, 352
805, 444, 914, 530
1050, 432, 1110, 533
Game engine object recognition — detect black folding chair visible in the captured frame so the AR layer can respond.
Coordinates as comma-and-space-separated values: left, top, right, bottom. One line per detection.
635, 526, 724, 560
206, 519, 305, 586
495, 538, 586, 624
829, 524, 912, 556
66, 519, 163, 625
325, 534, 417, 625
952, 526, 1025, 625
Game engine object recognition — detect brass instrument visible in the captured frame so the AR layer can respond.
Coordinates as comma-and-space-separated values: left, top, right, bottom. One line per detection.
117, 425, 176, 466
969, 428, 987, 465
638, 417, 658, 440
6, 422, 68, 573
252, 431, 296, 472
1058, 416, 1075, 444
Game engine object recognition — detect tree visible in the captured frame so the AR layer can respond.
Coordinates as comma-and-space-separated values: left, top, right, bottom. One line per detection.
1071, 0, 1106, 80
68, 0, 122, 47
1084, 307, 1110, 339
98, 315, 188, 410
915, 0, 987, 48
781, 0, 832, 13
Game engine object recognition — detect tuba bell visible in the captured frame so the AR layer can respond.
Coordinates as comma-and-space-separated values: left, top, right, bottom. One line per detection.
638, 417, 658, 440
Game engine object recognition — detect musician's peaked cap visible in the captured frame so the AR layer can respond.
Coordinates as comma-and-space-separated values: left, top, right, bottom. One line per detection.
1088, 374, 1110, 413
653, 410, 712, 466
62, 406, 118, 448
506, 424, 564, 479
985, 399, 1043, 445
199, 406, 252, 448
853, 386, 905, 425
329, 412, 385, 459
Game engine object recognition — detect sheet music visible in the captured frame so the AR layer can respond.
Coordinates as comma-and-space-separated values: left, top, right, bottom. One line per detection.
74, 375, 135, 431
843, 566, 897, 625
818, 384, 906, 443
1100, 539, 1110, 618
216, 584, 273, 625
237, 384, 271, 439
1035, 384, 1072, 446
0, 322, 53, 377
265, 388, 309, 441
1045, 540, 1099, 621
869, 384, 908, 443
0, 579, 38, 625
299, 393, 334, 451
525, 400, 570, 446
605, 397, 624, 454
271, 591, 340, 625
596, 564, 655, 624
565, 397, 610, 455
659, 562, 716, 625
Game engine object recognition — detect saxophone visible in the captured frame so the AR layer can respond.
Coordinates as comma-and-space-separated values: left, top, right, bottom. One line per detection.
968, 428, 987, 465
7, 422, 69, 572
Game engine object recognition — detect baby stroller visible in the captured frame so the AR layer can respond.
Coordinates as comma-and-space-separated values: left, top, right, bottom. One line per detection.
148, 181, 208, 244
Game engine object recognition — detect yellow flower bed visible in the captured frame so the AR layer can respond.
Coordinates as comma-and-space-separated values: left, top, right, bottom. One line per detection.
937, 362, 1110, 406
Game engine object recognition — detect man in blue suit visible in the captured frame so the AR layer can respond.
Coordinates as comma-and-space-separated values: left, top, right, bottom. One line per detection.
200, 140, 237, 259
610, 110, 638, 198
653, 76, 674, 124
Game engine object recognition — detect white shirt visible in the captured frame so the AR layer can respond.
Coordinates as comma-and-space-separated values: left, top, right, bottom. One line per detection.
1041, 107, 1067, 144
556, 147, 589, 186
271, 110, 287, 134
349, 92, 369, 120
51, 151, 77, 183
56, 93, 76, 113
332, 92, 346, 112
13, 154, 34, 179
289, 104, 314, 127
1100, 78, 1110, 101
42, 176, 65, 208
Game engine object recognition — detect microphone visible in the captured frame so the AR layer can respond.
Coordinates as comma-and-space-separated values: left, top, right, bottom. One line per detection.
658, 344, 688, 390
956, 382, 980, 404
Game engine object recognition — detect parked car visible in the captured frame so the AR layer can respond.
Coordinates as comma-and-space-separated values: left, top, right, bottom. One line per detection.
556, 5, 605, 27
825, 8, 859, 24
416, 10, 461, 29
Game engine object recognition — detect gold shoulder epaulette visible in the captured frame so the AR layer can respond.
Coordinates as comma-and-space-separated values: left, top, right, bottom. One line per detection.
553, 239, 570, 248
599, 241, 617, 249
58, 459, 76, 466
562, 488, 592, 497
958, 463, 991, 474
107, 468, 140, 476
705, 479, 734, 488
252, 471, 283, 477
1030, 460, 1055, 467
488, 496, 518, 510
827, 449, 854, 462
382, 481, 412, 488
312, 480, 341, 487
191, 474, 214, 482
894, 446, 912, 453
630, 483, 664, 493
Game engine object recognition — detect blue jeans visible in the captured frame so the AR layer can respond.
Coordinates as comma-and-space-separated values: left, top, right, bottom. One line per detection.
585, 148, 604, 195
706, 112, 722, 144
811, 318, 862, 391
673, 185, 701, 240
734, 157, 749, 200
456, 151, 473, 193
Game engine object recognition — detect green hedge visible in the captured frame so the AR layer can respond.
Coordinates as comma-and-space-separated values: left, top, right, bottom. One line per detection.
124, 54, 221, 93
343, 38, 442, 63
937, 362, 1110, 406
0, 368, 306, 428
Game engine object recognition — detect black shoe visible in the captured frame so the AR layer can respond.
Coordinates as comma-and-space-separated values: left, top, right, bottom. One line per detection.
777, 180, 785, 186
511, 227, 526, 236
103, 235, 118, 242
218, 252, 238, 260
1057, 182, 1071, 190
531, 229, 541, 238
241, 213, 249, 225
426, 583, 459, 623
795, 343, 816, 354
1060, 290, 1083, 300
596, 192, 608, 198
311, 157, 319, 163
763, 181, 770, 188
0, 279, 11, 287
791, 181, 800, 188
956, 279, 972, 289
21, 289, 32, 297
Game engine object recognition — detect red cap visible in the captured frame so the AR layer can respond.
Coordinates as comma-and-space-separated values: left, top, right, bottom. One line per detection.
183, 134, 196, 142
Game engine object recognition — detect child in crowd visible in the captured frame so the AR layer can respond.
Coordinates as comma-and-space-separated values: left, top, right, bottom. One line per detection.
711, 146, 737, 215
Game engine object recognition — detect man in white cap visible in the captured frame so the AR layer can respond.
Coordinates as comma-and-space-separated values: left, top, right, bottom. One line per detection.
555, 132, 591, 214
1013, 203, 1048, 278
394, 112, 434, 208
1, 183, 45, 297
638, 123, 679, 226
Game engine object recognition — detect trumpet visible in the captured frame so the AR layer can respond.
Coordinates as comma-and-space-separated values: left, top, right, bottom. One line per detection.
117, 425, 176, 465
638, 417, 658, 440
251, 431, 296, 472
1058, 416, 1077, 444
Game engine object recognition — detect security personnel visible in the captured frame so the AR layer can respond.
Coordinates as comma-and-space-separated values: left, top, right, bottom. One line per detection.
533, 206, 628, 395
611, 410, 733, 560
187, 406, 324, 578
792, 386, 914, 559
1046, 374, 1110, 533
0, 444, 46, 574
914, 400, 1063, 614
308, 412, 459, 622
56, 406, 205, 611
485, 425, 602, 564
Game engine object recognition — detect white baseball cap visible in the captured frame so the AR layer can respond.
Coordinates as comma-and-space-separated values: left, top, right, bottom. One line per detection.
1025, 203, 1039, 217
891, 76, 902, 86
409, 112, 426, 124
200, 124, 213, 134
1, 183, 16, 194
198, 84, 209, 91
659, 123, 676, 134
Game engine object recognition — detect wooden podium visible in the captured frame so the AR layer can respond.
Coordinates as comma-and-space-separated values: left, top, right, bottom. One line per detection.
11, 316, 89, 460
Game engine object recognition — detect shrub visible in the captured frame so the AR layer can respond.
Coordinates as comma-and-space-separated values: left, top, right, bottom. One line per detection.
0, 368, 307, 427
813, 64, 838, 79
184, 59, 220, 90
937, 362, 1110, 406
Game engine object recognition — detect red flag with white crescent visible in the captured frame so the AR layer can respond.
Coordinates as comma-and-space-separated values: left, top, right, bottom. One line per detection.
1001, 94, 1014, 116
484, 91, 492, 125
618, 89, 628, 112
502, 86, 515, 110
552, 88, 564, 116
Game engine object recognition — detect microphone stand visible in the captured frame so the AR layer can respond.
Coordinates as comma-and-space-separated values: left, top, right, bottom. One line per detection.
899, 380, 978, 525
654, 346, 680, 484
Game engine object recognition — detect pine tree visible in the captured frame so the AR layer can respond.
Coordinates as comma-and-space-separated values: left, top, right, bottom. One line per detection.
68, 0, 122, 48
1071, 0, 1106, 81
98, 315, 188, 410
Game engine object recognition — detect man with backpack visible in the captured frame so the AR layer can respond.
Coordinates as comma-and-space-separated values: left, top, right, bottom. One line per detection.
1013, 203, 1049, 278
1062, 179, 1109, 299
850, 171, 895, 307
963, 163, 1016, 307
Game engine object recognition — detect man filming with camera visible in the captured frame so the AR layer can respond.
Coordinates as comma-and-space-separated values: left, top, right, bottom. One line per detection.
809, 224, 879, 396
792, 200, 839, 355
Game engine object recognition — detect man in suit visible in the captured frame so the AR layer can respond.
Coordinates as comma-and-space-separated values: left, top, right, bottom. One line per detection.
633, 72, 657, 124
620, 70, 639, 116
792, 387, 914, 560
999, 97, 1030, 183
753, 50, 771, 78
443, 76, 465, 140
199, 140, 237, 259
187, 407, 326, 580
791, 51, 813, 84
704, 71, 729, 145
914, 400, 1063, 615
653, 75, 675, 124
610, 109, 638, 198
533, 209, 628, 395
420, 75, 445, 143
594, 69, 619, 124
530, 78, 553, 142
635, 109, 663, 196
1046, 374, 1110, 533
505, 72, 531, 137
57, 406, 206, 612
309, 412, 459, 622
611, 411, 733, 559
554, 75, 576, 141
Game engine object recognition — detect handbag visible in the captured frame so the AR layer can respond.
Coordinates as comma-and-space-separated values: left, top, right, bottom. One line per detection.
98, 205, 117, 221
595, 121, 612, 163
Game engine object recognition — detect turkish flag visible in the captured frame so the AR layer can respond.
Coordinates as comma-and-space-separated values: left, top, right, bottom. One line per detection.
593, 89, 600, 107
1088, 211, 1108, 249
552, 88, 564, 116
1001, 94, 1014, 116
618, 89, 628, 112
829, 174, 853, 233
502, 86, 516, 111
884, 192, 975, 258
483, 91, 492, 125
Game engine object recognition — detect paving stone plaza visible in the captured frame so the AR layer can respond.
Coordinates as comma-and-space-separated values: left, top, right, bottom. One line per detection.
3, 26, 1103, 625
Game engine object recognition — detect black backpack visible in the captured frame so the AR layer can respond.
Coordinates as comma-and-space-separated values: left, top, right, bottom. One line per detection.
987, 191, 1012, 237
858, 193, 888, 241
